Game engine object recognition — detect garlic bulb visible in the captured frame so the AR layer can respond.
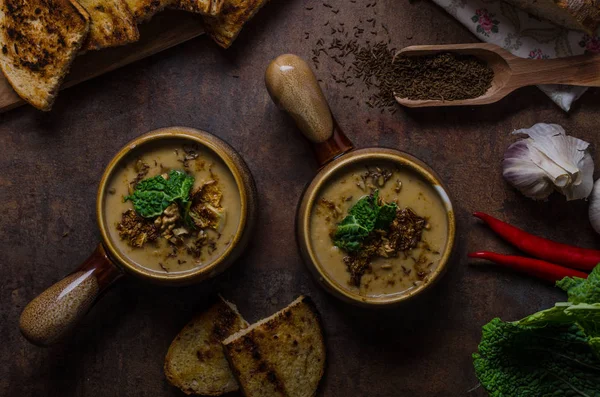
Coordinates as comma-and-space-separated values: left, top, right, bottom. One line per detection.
502, 123, 594, 201
589, 180, 600, 234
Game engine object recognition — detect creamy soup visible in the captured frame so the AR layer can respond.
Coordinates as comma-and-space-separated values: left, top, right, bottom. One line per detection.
309, 162, 449, 298
104, 140, 241, 274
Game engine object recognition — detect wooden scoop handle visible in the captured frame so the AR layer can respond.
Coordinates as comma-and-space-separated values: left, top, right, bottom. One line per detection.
265, 54, 353, 166
509, 53, 600, 87
19, 244, 123, 346
265, 54, 334, 143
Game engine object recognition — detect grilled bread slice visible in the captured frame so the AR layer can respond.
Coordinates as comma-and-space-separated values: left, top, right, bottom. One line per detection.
0, 0, 90, 111
503, 0, 600, 34
78, 0, 139, 51
223, 296, 326, 397
202, 0, 270, 48
164, 296, 249, 396
124, 0, 176, 23
173, 0, 224, 16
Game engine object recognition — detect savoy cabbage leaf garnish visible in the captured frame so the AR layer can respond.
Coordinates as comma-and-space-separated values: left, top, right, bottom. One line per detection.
333, 190, 397, 252
124, 170, 194, 218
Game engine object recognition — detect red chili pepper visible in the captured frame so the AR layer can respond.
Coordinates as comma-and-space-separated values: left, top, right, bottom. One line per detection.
474, 212, 600, 271
468, 252, 588, 282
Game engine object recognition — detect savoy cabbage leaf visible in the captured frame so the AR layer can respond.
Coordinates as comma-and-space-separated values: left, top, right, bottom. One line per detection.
348, 191, 380, 231
557, 265, 600, 304
125, 170, 195, 218
164, 169, 195, 204
333, 190, 397, 252
516, 302, 573, 327
374, 202, 398, 230
591, 338, 600, 357
473, 319, 600, 397
333, 215, 370, 253
474, 264, 600, 395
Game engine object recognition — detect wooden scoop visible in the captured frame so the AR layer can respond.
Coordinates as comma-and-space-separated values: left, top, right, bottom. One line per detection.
394, 43, 600, 108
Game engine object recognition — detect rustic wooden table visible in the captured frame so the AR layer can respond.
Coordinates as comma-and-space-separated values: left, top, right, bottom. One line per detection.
2, 1, 600, 396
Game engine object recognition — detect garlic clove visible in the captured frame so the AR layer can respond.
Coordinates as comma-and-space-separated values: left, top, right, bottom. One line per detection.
561, 152, 594, 201
502, 141, 555, 200
589, 179, 600, 234
513, 123, 589, 183
504, 123, 593, 201
527, 145, 571, 188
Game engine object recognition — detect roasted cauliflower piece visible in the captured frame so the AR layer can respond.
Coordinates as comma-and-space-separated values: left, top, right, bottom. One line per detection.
189, 181, 226, 232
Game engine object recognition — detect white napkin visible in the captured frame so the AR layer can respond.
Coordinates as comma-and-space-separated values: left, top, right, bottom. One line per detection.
431, 0, 600, 111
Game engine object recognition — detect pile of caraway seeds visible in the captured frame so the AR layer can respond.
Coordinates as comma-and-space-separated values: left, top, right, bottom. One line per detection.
309, 9, 494, 113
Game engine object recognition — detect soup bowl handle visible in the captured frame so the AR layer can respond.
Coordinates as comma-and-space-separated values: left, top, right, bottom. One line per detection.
265, 54, 353, 167
19, 244, 123, 346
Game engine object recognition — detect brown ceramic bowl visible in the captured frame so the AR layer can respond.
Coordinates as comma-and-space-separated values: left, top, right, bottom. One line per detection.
296, 149, 455, 306
20, 127, 257, 346
266, 54, 455, 307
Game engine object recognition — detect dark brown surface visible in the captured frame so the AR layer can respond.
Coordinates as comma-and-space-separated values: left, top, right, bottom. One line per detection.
2, 1, 600, 396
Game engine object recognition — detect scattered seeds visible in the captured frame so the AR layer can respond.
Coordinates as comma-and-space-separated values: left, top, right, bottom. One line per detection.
312, 7, 493, 112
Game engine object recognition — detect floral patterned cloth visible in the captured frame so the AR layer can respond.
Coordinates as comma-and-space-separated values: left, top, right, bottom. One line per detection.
432, 0, 600, 111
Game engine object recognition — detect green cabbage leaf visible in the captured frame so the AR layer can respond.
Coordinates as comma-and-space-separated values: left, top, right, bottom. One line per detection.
473, 265, 600, 396
473, 319, 600, 397
333, 190, 397, 253
374, 202, 398, 230
557, 265, 600, 304
333, 215, 370, 253
124, 170, 194, 218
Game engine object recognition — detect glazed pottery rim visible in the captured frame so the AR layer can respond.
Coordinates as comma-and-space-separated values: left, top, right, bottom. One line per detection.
299, 147, 455, 306
97, 127, 249, 284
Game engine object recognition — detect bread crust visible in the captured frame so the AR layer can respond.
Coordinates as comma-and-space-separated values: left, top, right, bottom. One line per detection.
565, 0, 600, 33
202, 0, 270, 48
164, 296, 248, 396
223, 296, 326, 397
124, 0, 176, 23
172, 0, 224, 16
78, 0, 139, 51
0, 0, 90, 110
503, 0, 600, 34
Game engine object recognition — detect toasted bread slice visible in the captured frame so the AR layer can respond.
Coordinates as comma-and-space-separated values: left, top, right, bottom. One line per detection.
223, 296, 326, 397
0, 0, 90, 111
504, 0, 600, 34
172, 0, 224, 16
78, 0, 139, 51
124, 0, 176, 23
164, 296, 249, 396
202, 0, 270, 48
